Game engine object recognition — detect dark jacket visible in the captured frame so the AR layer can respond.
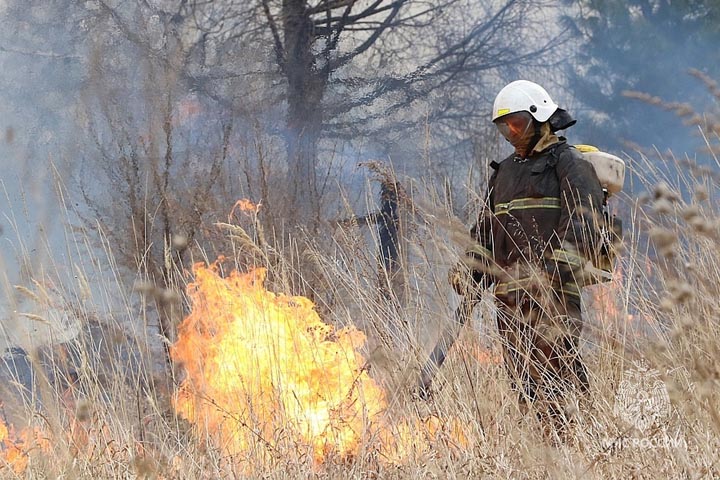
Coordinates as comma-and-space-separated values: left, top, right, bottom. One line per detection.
468, 139, 605, 304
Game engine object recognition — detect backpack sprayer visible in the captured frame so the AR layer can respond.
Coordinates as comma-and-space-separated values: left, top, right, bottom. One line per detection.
575, 145, 625, 279
417, 146, 626, 399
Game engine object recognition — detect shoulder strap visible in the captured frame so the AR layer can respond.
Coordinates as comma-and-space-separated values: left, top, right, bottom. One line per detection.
529, 141, 572, 174
549, 140, 572, 164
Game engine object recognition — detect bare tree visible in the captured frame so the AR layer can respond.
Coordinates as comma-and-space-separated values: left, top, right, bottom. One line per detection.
85, 0, 565, 225
73, 19, 245, 366
252, 0, 564, 223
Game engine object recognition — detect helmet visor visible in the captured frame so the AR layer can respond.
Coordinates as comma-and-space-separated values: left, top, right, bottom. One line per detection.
494, 111, 533, 145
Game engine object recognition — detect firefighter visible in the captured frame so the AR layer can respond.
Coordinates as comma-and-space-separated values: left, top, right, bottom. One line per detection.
451, 80, 605, 428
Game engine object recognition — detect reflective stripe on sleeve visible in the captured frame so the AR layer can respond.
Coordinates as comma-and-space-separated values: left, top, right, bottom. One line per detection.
560, 282, 581, 298
494, 277, 581, 299
549, 248, 588, 268
494, 277, 537, 296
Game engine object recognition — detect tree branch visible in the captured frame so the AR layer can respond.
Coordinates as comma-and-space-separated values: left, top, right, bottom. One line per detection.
261, 0, 285, 71
307, 0, 356, 15
331, 0, 407, 69
322, 0, 358, 61
0, 44, 82, 59
313, 0, 395, 26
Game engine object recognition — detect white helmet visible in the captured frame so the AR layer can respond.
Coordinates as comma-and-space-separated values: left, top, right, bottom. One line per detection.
492, 80, 559, 123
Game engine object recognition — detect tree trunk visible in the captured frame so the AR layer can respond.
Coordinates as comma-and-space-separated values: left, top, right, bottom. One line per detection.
283, 0, 325, 225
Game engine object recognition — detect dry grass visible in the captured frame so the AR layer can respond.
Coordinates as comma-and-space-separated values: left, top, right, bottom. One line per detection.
0, 148, 720, 478
1, 135, 720, 479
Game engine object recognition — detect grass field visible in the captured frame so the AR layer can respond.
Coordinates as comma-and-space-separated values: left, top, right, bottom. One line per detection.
0, 146, 719, 479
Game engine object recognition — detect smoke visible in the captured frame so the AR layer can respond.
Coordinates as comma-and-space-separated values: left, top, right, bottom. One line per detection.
6, 0, 716, 351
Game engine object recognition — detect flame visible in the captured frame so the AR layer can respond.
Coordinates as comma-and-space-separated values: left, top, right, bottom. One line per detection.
0, 418, 50, 474
172, 263, 469, 469
0, 420, 27, 474
172, 263, 388, 465
456, 338, 502, 366
231, 199, 261, 216
587, 261, 626, 325
1, 260, 469, 474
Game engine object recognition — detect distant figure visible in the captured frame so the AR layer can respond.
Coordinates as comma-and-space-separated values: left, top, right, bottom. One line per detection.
450, 80, 605, 431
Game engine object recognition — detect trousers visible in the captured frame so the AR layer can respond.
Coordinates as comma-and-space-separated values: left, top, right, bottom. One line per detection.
495, 290, 589, 420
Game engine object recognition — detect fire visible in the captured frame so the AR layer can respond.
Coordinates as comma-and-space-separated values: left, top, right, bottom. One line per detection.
0, 418, 50, 474
172, 263, 388, 465
586, 261, 626, 325
172, 263, 470, 469
456, 338, 502, 366
231, 199, 261, 216
0, 420, 27, 474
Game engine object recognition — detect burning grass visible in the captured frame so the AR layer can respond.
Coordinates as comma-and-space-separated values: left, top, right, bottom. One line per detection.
172, 263, 387, 465
0, 420, 39, 475
171, 262, 470, 471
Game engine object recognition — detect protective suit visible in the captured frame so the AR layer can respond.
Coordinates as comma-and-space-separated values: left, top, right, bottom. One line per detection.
456, 80, 605, 425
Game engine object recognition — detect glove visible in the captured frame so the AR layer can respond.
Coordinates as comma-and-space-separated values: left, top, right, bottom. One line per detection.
448, 258, 486, 297
546, 241, 605, 287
